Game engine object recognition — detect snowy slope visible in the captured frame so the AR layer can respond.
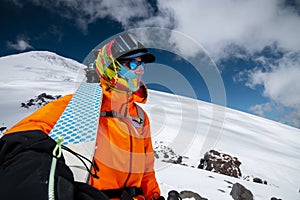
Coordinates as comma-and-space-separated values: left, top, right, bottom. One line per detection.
144, 90, 300, 199
1, 51, 300, 200
0, 51, 85, 129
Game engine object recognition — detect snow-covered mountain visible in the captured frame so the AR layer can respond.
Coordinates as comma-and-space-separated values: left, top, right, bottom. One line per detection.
1, 51, 300, 200
0, 51, 85, 130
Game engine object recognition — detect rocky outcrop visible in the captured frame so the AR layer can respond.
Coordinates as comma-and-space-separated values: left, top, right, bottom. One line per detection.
179, 190, 208, 200
198, 150, 242, 178
21, 93, 61, 109
230, 183, 254, 200
154, 142, 188, 165
253, 177, 267, 185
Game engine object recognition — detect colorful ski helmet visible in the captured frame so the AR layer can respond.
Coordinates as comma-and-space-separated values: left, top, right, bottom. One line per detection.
95, 33, 155, 92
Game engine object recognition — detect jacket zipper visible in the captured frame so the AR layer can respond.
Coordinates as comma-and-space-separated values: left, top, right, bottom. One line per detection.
123, 126, 133, 187
123, 92, 134, 187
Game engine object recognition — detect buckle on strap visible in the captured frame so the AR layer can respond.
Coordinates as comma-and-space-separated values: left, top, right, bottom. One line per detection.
101, 110, 120, 118
127, 186, 143, 197
100, 111, 143, 125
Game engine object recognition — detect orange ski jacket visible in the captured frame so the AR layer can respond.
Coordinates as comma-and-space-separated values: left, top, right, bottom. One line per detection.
5, 82, 160, 200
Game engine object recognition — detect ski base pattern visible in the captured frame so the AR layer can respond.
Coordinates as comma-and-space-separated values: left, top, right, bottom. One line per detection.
49, 82, 102, 145
49, 82, 102, 182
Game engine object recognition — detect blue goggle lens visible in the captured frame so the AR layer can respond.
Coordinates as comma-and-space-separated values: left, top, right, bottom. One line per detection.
130, 60, 144, 70
122, 60, 145, 70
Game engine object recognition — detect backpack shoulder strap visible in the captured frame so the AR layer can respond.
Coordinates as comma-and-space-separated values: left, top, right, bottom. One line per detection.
100, 104, 145, 128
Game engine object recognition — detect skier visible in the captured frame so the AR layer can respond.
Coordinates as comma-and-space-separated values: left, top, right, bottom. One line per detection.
2, 33, 163, 200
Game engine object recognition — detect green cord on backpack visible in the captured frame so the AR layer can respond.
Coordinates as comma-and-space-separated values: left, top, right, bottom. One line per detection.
49, 136, 64, 200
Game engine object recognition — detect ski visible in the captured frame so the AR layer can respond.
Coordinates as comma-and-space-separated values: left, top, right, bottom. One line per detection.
49, 82, 102, 182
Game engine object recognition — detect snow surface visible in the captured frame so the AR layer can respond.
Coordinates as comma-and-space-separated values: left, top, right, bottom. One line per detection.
0, 51, 85, 128
1, 51, 300, 200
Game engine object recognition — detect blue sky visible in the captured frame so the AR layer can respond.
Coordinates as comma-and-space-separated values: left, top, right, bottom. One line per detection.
1, 0, 300, 128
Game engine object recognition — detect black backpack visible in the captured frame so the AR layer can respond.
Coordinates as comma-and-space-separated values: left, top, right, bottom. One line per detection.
0, 130, 109, 200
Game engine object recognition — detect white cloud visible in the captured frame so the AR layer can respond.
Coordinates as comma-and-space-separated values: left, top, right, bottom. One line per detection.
249, 102, 272, 117
11, 1, 300, 59
7, 39, 33, 51
245, 52, 300, 126
248, 53, 300, 107
153, 0, 300, 60
283, 109, 300, 128
62, 0, 153, 33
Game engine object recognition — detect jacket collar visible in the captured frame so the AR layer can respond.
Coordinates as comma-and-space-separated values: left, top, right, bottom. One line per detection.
100, 80, 148, 116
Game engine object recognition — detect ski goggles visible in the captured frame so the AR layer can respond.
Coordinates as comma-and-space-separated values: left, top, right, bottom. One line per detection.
120, 59, 145, 70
